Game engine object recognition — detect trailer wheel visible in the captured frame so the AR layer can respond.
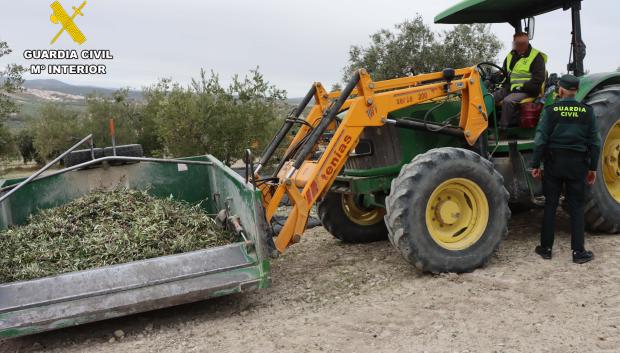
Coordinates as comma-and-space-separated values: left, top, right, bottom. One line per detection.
318, 192, 387, 243
103, 144, 144, 158
62, 148, 104, 168
582, 84, 620, 233
385, 147, 510, 273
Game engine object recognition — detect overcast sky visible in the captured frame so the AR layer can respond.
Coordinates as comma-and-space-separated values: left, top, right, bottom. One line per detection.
0, 0, 618, 96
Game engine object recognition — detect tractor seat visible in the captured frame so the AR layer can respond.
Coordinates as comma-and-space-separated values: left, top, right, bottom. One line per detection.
518, 72, 548, 104
519, 96, 538, 104
518, 84, 545, 104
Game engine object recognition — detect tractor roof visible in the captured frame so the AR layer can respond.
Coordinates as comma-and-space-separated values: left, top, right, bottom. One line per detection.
434, 0, 571, 24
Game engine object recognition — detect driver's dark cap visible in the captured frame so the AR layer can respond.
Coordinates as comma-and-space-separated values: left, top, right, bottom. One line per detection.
559, 74, 580, 91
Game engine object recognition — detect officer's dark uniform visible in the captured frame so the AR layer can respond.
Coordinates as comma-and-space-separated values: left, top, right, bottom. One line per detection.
530, 74, 601, 263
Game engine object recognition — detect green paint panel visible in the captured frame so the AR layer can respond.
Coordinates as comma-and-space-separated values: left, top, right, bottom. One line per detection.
576, 72, 620, 101
435, 0, 567, 24
344, 100, 465, 179
341, 99, 473, 194
338, 175, 395, 196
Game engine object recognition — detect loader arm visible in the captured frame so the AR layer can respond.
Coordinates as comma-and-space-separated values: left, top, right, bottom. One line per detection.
256, 66, 489, 253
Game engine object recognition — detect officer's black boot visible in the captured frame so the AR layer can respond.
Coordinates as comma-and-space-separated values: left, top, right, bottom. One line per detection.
535, 246, 552, 259
573, 249, 594, 264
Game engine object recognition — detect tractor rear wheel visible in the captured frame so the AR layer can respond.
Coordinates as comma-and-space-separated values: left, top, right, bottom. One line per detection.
385, 147, 510, 273
318, 192, 388, 243
583, 84, 620, 233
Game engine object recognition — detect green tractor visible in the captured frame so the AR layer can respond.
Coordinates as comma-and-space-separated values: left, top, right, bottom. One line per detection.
317, 0, 620, 272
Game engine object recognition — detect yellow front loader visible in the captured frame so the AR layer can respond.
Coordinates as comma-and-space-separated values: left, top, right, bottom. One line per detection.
253, 66, 506, 273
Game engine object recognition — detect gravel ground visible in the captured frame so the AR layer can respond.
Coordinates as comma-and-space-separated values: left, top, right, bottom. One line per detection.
2, 209, 620, 353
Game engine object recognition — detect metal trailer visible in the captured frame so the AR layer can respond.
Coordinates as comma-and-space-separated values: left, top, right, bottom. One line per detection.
0, 155, 270, 338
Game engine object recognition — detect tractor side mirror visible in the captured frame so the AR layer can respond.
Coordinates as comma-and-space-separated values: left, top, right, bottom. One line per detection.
526, 17, 535, 40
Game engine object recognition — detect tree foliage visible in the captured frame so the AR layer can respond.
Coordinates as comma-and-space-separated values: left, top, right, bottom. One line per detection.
130, 87, 163, 157
330, 83, 342, 92
343, 16, 503, 81
15, 129, 39, 164
149, 68, 286, 165
30, 104, 82, 161
83, 89, 141, 148
0, 126, 15, 158
22, 68, 286, 165
0, 41, 25, 158
0, 41, 25, 120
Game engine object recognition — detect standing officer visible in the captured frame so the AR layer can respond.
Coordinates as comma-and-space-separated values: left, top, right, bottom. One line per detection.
530, 74, 601, 264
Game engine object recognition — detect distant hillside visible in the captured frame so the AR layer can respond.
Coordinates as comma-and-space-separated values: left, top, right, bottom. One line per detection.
23, 79, 142, 100
5, 80, 299, 131
3, 79, 143, 130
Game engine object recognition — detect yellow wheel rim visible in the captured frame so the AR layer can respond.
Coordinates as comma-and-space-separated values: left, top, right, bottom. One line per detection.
341, 194, 385, 226
425, 178, 489, 251
602, 118, 620, 203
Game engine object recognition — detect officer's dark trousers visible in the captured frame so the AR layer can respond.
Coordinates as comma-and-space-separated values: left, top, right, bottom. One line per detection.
541, 149, 588, 251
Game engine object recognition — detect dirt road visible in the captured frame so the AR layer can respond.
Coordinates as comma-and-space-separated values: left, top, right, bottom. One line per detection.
3, 209, 620, 353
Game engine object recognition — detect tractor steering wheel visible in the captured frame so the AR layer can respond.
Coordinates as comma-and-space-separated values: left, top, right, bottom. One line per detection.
476, 62, 507, 92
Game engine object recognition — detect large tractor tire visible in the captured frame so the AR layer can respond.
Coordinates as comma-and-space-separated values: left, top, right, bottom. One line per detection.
103, 144, 144, 158
318, 191, 388, 243
62, 148, 104, 168
385, 148, 510, 273
583, 84, 620, 233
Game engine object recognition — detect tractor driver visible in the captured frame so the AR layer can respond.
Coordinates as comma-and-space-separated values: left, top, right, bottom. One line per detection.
494, 32, 547, 129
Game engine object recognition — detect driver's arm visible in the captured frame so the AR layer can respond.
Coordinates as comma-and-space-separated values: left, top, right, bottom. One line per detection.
500, 57, 508, 87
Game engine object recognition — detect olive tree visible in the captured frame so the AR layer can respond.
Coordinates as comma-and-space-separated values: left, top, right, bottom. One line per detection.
150, 68, 286, 165
0, 41, 25, 158
343, 16, 502, 81
29, 103, 83, 162
83, 89, 141, 148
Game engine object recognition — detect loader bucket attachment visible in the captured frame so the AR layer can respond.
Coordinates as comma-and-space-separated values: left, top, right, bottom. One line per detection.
0, 155, 270, 338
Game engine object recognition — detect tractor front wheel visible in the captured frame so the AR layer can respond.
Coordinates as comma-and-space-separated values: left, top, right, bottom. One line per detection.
318, 192, 388, 243
385, 147, 510, 273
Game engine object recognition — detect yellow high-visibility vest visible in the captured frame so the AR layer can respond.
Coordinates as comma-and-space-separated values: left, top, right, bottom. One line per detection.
506, 47, 548, 92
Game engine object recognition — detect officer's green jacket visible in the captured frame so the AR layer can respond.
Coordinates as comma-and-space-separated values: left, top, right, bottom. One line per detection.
531, 97, 601, 170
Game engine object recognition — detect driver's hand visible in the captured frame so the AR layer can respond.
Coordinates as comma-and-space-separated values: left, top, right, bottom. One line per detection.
587, 170, 596, 185
491, 71, 504, 84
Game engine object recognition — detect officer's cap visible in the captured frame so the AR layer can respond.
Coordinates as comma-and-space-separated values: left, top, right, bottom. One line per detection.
559, 74, 580, 91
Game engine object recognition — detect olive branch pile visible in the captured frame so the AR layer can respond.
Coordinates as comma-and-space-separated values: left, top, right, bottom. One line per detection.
0, 188, 236, 283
